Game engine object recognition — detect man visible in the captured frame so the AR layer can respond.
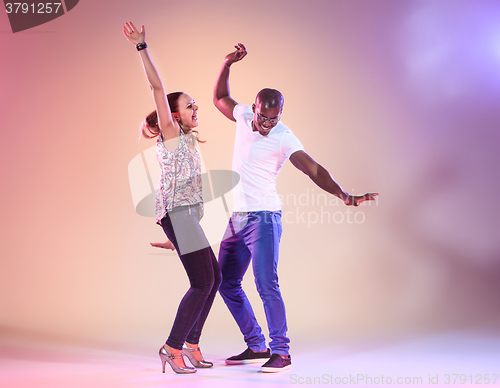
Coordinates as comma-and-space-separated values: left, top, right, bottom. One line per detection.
213, 43, 378, 372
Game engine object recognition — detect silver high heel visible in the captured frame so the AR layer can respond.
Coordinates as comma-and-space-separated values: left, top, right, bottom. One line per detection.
159, 346, 197, 374
182, 346, 214, 368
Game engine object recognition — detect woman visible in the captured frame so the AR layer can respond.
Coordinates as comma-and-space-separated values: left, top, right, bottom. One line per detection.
123, 22, 221, 374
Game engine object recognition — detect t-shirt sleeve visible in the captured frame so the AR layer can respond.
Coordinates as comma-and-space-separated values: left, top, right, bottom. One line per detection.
233, 104, 250, 121
281, 130, 305, 159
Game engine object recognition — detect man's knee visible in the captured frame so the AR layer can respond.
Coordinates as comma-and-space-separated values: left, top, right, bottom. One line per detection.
219, 277, 239, 297
255, 275, 280, 297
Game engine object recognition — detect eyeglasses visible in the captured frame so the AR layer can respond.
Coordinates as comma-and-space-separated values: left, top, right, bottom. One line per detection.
256, 112, 280, 124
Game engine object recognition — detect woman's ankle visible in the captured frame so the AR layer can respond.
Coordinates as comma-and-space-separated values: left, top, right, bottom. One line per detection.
164, 344, 181, 353
185, 342, 198, 350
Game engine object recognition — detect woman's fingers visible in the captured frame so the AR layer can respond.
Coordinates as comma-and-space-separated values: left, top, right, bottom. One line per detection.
123, 22, 145, 44
125, 21, 138, 36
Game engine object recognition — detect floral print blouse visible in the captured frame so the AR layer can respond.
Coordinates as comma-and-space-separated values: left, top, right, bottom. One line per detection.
155, 131, 204, 224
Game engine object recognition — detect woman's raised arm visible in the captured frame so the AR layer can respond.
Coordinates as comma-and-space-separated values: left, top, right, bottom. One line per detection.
123, 22, 178, 140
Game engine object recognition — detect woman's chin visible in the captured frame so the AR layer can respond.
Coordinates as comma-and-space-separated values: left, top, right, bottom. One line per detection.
182, 120, 198, 132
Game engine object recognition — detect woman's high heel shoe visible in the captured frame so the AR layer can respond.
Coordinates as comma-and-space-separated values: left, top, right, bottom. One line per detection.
159, 346, 196, 374
182, 346, 214, 368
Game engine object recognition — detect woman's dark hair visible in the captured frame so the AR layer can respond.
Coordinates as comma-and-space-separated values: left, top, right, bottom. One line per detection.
140, 92, 204, 143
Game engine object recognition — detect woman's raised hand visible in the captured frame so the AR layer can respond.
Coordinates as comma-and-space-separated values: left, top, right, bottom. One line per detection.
123, 22, 145, 45
224, 43, 247, 66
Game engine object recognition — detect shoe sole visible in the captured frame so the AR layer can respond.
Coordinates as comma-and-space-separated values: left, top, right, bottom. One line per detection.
225, 358, 271, 365
261, 364, 292, 373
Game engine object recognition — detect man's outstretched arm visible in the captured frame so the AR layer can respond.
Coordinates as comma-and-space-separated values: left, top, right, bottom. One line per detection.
289, 150, 378, 206
213, 43, 247, 122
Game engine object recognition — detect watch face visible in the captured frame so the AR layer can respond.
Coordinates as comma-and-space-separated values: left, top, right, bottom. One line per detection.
5, 1, 80, 33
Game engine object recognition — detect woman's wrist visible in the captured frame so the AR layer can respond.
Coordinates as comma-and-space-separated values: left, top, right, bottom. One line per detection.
136, 42, 147, 51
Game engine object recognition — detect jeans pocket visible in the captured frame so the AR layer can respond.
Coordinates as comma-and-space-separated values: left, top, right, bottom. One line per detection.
273, 212, 283, 240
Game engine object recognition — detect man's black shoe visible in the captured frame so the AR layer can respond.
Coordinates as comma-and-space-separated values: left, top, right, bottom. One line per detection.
225, 348, 271, 365
260, 353, 292, 372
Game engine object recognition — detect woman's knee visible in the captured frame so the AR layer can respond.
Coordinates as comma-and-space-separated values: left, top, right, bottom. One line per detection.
213, 269, 222, 289
191, 274, 217, 296
206, 271, 221, 295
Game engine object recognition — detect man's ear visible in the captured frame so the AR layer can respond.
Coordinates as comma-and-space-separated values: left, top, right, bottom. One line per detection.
252, 104, 256, 113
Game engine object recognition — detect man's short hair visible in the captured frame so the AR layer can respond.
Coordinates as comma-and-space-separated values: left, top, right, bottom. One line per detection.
256, 88, 284, 110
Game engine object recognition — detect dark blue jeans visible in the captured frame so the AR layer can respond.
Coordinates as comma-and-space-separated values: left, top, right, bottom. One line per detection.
160, 205, 221, 350
218, 211, 290, 356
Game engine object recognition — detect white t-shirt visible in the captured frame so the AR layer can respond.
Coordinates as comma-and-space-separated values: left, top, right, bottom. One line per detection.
231, 104, 304, 212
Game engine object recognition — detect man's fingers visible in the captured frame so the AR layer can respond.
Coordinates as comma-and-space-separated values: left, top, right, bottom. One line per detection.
235, 43, 247, 56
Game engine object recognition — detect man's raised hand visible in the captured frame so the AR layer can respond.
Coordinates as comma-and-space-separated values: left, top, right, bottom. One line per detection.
344, 193, 379, 207
225, 43, 247, 66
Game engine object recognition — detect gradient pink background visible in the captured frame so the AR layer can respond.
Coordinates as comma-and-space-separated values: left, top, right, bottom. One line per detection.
1, 0, 500, 358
